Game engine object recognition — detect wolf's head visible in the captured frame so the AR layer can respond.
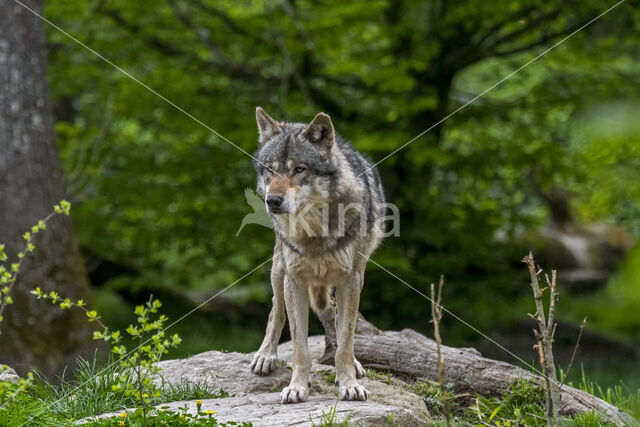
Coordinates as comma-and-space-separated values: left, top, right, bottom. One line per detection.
253, 108, 339, 222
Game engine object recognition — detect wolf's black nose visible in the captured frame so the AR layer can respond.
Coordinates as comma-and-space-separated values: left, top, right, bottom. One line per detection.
266, 195, 283, 209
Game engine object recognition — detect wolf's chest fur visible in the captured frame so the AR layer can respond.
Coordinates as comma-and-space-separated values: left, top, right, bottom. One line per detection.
283, 244, 354, 278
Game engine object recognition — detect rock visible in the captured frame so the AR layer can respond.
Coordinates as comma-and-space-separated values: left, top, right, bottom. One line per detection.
514, 222, 635, 292
80, 336, 430, 426
0, 365, 20, 384
84, 394, 425, 426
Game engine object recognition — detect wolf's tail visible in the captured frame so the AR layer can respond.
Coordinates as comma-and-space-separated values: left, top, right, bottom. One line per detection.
309, 284, 331, 314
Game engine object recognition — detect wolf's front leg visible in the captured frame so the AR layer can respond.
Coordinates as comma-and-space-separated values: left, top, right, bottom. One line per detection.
250, 249, 286, 376
335, 269, 368, 401
280, 275, 311, 403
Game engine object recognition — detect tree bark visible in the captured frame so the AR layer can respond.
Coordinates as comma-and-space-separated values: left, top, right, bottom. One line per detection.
0, 0, 95, 378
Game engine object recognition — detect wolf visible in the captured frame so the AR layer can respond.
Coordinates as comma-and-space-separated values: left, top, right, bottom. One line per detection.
248, 107, 386, 404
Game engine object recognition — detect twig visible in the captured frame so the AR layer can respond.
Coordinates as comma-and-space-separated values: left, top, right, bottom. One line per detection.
561, 317, 587, 387
431, 275, 450, 427
0, 209, 61, 324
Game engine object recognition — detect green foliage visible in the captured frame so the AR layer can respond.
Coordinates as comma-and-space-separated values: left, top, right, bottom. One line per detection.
410, 379, 458, 416
564, 245, 640, 343
0, 354, 226, 426
0, 367, 34, 411
32, 291, 182, 426
468, 378, 547, 426
0, 200, 71, 331
572, 365, 640, 420
0, 201, 71, 409
41, 1, 640, 346
87, 406, 251, 426
564, 410, 612, 427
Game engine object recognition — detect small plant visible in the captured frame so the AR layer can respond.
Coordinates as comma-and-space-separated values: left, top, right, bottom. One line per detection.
430, 275, 451, 427
0, 200, 71, 409
0, 200, 70, 331
386, 412, 396, 426
88, 405, 251, 426
0, 367, 34, 411
310, 402, 352, 427
32, 290, 181, 427
410, 379, 458, 416
469, 378, 547, 426
364, 368, 393, 384
564, 410, 611, 427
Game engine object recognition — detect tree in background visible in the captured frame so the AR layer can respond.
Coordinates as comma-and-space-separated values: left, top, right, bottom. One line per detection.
0, 0, 94, 377
42, 1, 640, 350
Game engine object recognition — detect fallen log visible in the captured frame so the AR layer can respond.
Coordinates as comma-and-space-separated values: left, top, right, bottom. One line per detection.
318, 305, 634, 426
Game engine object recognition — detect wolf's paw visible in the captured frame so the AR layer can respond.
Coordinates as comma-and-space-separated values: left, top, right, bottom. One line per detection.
249, 352, 278, 376
335, 360, 366, 385
280, 384, 309, 404
339, 382, 368, 401
355, 359, 366, 379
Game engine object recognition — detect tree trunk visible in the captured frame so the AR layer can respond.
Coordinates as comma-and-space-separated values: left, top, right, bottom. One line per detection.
0, 0, 95, 378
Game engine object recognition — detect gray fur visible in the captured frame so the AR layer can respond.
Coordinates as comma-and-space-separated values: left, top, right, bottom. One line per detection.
250, 108, 386, 404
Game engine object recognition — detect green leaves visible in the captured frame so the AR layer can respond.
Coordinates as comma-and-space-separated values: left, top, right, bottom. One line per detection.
0, 201, 73, 335
29, 288, 183, 423
85, 310, 99, 322
53, 200, 71, 216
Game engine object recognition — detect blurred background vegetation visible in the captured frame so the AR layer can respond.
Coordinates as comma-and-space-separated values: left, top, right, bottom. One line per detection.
38, 0, 640, 395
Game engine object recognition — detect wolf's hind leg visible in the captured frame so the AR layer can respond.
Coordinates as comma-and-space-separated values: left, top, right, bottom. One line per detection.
250, 247, 286, 376
280, 275, 311, 403
334, 306, 366, 381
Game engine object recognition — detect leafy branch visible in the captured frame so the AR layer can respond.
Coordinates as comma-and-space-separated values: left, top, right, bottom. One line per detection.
0, 200, 71, 332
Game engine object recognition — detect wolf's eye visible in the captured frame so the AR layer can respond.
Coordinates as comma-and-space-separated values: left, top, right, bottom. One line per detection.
294, 166, 306, 174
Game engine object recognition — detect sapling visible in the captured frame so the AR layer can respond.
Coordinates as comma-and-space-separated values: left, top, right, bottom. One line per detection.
0, 200, 71, 332
430, 275, 451, 427
32, 289, 181, 427
0, 200, 71, 409
523, 252, 560, 427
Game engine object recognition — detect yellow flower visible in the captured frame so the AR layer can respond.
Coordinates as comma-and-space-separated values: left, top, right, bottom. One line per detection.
119, 421, 125, 427
205, 410, 216, 415
196, 400, 202, 410
120, 412, 127, 418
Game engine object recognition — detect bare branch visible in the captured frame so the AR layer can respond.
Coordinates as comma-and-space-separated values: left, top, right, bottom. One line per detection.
561, 317, 587, 387
431, 275, 450, 427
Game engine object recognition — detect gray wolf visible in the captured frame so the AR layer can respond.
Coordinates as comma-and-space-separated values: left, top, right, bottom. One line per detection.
248, 107, 386, 403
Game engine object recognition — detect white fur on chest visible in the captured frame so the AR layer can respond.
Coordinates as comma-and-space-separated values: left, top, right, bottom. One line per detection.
284, 245, 354, 278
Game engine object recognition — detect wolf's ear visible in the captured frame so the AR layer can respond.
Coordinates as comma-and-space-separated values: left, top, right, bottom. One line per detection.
256, 107, 281, 145
303, 113, 334, 152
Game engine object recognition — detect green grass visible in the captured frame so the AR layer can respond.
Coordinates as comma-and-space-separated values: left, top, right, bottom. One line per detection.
0, 355, 226, 426
564, 410, 611, 427
84, 407, 252, 426
310, 402, 352, 427
572, 365, 640, 420
408, 375, 638, 426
